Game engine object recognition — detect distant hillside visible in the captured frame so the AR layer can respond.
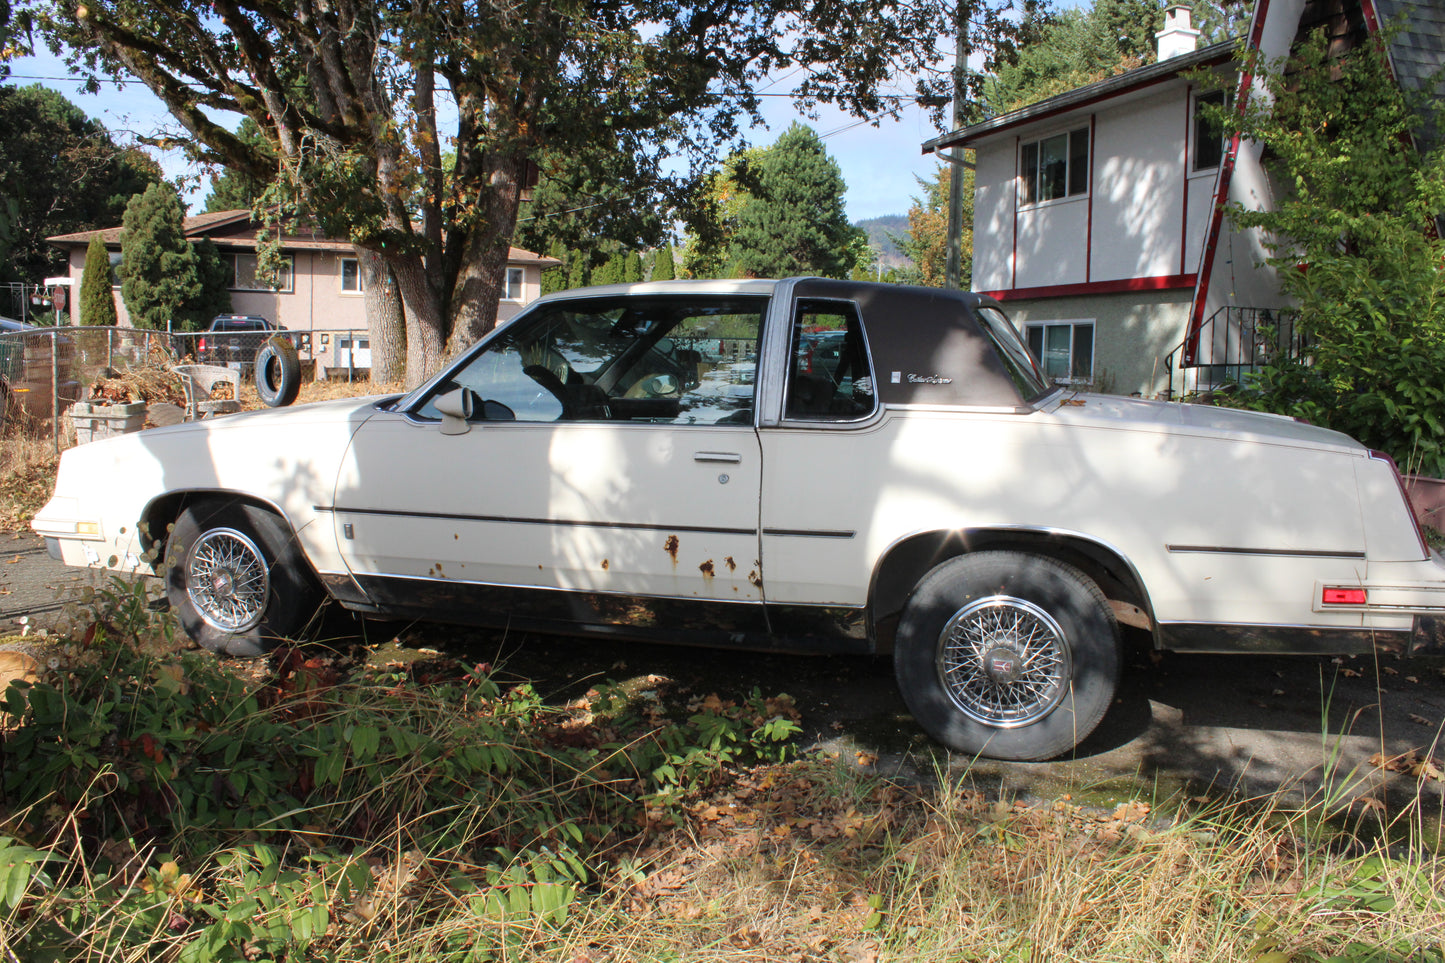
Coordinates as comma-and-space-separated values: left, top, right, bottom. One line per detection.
855, 214, 911, 270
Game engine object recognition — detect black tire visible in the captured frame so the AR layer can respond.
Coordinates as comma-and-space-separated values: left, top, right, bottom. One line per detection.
255, 336, 301, 407
164, 501, 322, 656
894, 551, 1120, 761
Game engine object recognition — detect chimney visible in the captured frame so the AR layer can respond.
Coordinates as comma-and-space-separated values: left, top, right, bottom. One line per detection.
1156, 3, 1201, 60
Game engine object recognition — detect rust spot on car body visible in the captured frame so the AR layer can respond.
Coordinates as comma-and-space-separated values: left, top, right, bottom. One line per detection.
724, 556, 737, 572
664, 535, 679, 562
699, 560, 715, 577
748, 569, 762, 589
601, 559, 610, 571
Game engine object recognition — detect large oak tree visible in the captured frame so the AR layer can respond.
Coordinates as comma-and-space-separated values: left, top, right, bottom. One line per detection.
38, 0, 1037, 384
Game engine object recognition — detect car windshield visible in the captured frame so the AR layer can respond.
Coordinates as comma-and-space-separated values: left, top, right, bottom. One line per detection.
976, 305, 1052, 401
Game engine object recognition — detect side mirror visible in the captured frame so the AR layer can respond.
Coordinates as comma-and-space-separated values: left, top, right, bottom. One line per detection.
434, 387, 474, 435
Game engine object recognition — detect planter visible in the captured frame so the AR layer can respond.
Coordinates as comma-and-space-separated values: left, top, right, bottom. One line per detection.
70, 401, 146, 444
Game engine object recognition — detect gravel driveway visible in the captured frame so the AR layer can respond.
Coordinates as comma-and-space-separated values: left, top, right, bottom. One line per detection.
4, 525, 1443, 810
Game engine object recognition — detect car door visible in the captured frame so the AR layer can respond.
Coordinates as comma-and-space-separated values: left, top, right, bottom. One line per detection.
757, 292, 882, 641
331, 291, 770, 638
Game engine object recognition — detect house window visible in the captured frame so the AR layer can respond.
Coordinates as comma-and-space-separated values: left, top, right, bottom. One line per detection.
1192, 91, 1228, 172
232, 253, 294, 292
108, 252, 123, 287
1019, 127, 1089, 205
340, 257, 362, 293
503, 267, 525, 301
1026, 321, 1094, 384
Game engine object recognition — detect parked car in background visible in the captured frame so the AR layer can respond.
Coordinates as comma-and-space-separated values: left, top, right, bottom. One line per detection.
197, 315, 279, 371
0, 316, 30, 384
32, 279, 1445, 761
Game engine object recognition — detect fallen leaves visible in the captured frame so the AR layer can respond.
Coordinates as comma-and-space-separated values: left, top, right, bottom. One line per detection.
1370, 749, 1444, 782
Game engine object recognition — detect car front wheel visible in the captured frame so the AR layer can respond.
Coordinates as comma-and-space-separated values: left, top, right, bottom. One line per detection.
164, 501, 321, 656
894, 551, 1120, 761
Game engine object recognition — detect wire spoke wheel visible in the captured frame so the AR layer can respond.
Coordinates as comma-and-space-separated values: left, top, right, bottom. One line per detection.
185, 527, 270, 633
936, 595, 1072, 728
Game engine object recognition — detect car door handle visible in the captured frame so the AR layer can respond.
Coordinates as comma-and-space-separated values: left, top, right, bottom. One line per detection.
694, 451, 741, 464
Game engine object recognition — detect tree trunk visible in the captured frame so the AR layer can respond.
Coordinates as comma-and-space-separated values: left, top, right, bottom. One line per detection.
359, 247, 404, 384
445, 152, 527, 356
386, 252, 447, 389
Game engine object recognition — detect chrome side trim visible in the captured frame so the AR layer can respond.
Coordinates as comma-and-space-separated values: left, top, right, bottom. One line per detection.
762, 528, 856, 539
322, 505, 756, 537
883, 403, 1037, 415
1157, 620, 1402, 655
1167, 544, 1367, 559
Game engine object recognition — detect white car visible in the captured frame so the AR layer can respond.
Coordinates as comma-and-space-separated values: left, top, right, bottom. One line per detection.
32, 279, 1445, 760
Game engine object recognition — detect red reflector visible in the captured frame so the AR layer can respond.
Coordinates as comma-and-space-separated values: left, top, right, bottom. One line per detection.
1322, 587, 1367, 605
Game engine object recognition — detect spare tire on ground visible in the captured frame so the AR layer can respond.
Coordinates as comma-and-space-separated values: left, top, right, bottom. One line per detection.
255, 335, 301, 407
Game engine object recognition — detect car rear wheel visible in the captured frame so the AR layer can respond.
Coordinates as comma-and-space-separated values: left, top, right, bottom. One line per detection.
164, 501, 321, 656
894, 551, 1119, 761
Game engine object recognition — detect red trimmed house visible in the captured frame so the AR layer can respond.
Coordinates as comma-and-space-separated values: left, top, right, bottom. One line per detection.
923, 0, 1443, 397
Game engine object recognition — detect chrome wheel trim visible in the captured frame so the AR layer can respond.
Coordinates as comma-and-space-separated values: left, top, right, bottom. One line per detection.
186, 527, 269, 633
936, 595, 1072, 728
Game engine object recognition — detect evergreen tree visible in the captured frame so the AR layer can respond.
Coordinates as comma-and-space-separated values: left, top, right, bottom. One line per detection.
120, 183, 200, 330
183, 238, 233, 329
652, 243, 675, 281
540, 242, 568, 295
567, 256, 589, 289
731, 124, 862, 279
623, 251, 642, 283
79, 233, 117, 326
592, 253, 625, 286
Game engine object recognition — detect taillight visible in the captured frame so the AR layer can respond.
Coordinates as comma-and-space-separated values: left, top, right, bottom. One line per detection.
801, 341, 814, 374
1370, 449, 1431, 558
1322, 587, 1367, 605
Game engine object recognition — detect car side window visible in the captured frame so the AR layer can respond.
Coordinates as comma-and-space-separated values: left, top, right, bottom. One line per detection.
785, 300, 876, 421
414, 295, 766, 425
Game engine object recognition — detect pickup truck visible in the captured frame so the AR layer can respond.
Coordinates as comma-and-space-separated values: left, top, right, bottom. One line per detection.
197, 315, 278, 370
32, 279, 1445, 760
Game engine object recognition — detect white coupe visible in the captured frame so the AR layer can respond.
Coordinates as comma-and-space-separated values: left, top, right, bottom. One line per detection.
33, 279, 1445, 759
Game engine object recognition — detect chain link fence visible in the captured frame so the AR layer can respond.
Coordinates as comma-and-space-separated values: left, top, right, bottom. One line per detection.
0, 326, 374, 456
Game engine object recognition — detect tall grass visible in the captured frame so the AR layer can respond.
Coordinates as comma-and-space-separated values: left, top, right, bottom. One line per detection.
0, 584, 1441, 961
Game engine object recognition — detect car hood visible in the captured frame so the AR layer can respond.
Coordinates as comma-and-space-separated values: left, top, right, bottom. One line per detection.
133, 395, 391, 441
1042, 393, 1366, 454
